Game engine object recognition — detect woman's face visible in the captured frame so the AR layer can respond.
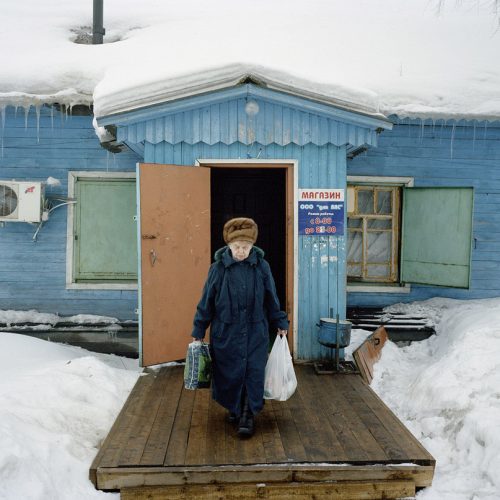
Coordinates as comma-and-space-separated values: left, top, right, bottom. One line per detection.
229, 241, 253, 261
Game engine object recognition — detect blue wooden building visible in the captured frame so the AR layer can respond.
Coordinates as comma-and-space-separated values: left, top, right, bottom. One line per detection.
1, 68, 499, 365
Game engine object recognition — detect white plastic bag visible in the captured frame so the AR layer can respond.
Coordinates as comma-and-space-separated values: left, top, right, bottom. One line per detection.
263, 336, 297, 401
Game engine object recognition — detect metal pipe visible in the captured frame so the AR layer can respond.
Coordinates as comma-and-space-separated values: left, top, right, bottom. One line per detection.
93, 0, 105, 44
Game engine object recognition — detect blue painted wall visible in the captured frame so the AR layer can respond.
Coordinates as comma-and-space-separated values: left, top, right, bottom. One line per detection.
0, 105, 140, 319
141, 141, 347, 360
347, 117, 500, 307
110, 89, 387, 361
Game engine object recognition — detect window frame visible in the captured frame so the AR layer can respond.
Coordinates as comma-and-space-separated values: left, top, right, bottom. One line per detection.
346, 175, 413, 294
66, 171, 138, 290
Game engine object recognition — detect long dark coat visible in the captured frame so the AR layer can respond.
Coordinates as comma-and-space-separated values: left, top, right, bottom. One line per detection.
192, 246, 288, 416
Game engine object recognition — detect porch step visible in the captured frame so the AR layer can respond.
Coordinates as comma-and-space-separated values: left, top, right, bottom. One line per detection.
120, 480, 416, 499
347, 307, 435, 342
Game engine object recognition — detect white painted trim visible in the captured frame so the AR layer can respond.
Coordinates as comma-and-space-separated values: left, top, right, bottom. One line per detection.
195, 158, 300, 356
347, 284, 411, 294
347, 175, 414, 187
66, 171, 137, 290
136, 163, 143, 365
66, 283, 138, 290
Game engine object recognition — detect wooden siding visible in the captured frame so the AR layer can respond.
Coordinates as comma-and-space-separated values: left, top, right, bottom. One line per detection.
348, 117, 500, 307
0, 105, 140, 319
142, 142, 347, 361
116, 97, 379, 148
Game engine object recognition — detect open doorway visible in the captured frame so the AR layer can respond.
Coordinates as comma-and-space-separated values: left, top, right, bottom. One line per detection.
210, 167, 287, 323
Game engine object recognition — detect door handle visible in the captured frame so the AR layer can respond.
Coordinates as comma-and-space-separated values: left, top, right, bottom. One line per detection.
150, 249, 157, 266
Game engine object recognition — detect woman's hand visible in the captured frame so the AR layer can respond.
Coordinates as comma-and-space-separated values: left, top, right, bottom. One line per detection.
277, 329, 288, 337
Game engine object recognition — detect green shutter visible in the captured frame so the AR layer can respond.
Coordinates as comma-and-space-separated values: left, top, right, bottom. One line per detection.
401, 187, 473, 288
74, 179, 137, 282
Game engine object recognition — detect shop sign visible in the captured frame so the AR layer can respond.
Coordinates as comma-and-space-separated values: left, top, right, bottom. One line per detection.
298, 189, 344, 236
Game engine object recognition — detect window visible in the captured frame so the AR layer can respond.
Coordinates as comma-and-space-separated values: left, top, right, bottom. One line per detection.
347, 177, 474, 290
66, 172, 137, 290
347, 185, 401, 283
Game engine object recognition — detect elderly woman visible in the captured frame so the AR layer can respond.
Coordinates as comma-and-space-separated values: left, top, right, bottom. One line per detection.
191, 217, 288, 437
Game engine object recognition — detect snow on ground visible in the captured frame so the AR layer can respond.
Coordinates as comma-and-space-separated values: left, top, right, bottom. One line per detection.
0, 332, 140, 500
0, 309, 121, 327
1, 297, 500, 499
371, 297, 500, 500
1, 1, 500, 120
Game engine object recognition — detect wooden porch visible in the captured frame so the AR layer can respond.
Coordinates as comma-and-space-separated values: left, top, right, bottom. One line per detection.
90, 364, 435, 499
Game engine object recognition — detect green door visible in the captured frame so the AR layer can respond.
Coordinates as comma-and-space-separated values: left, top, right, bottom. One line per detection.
401, 187, 474, 288
74, 178, 137, 282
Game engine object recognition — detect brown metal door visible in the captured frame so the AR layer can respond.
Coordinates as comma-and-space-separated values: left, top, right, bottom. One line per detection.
138, 163, 210, 366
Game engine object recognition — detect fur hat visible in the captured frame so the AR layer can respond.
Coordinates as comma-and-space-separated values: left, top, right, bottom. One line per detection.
223, 217, 258, 244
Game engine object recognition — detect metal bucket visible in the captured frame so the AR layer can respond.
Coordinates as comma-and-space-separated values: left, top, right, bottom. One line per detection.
317, 318, 352, 348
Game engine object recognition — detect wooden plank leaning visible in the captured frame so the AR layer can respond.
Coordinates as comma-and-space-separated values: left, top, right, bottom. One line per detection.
353, 326, 388, 384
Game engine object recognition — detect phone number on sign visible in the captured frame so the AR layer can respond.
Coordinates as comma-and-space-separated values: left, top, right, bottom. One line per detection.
304, 226, 337, 234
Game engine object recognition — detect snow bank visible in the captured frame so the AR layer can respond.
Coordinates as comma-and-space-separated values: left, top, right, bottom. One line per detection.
1, 1, 500, 120
372, 297, 500, 500
0, 333, 140, 500
0, 309, 121, 326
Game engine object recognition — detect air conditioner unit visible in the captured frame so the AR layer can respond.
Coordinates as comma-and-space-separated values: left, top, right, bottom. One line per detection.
0, 181, 44, 223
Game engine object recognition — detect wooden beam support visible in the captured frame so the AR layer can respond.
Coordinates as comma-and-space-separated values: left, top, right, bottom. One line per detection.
96, 464, 434, 490
120, 480, 415, 500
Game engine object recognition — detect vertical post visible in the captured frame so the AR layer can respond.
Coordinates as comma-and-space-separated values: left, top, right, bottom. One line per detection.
93, 0, 105, 44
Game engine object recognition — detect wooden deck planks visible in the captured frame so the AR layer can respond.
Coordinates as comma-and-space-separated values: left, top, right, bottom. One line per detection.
322, 374, 388, 462
91, 363, 435, 494
296, 364, 351, 461
270, 398, 308, 462
204, 395, 226, 465
337, 374, 409, 462
117, 370, 172, 466
139, 368, 184, 465
260, 402, 288, 463
345, 375, 435, 464
90, 371, 155, 483
164, 380, 197, 466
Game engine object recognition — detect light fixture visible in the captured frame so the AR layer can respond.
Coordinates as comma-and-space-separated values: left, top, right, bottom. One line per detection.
245, 100, 259, 117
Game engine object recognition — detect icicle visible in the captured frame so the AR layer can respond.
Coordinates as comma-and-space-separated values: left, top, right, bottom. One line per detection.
14, 106, 18, 119
450, 122, 456, 160
420, 118, 425, 142
472, 120, 477, 152
35, 105, 41, 143
483, 121, 488, 140
0, 105, 5, 159
439, 121, 445, 144
50, 106, 54, 130
24, 105, 31, 130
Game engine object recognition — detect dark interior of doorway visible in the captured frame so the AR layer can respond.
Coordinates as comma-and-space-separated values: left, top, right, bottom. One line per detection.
211, 168, 287, 318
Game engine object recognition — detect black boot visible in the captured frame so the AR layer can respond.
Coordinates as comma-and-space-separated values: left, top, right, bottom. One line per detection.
238, 395, 254, 437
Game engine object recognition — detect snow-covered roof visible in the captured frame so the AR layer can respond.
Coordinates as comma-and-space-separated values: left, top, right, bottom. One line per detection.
1, 0, 500, 121
94, 64, 389, 123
